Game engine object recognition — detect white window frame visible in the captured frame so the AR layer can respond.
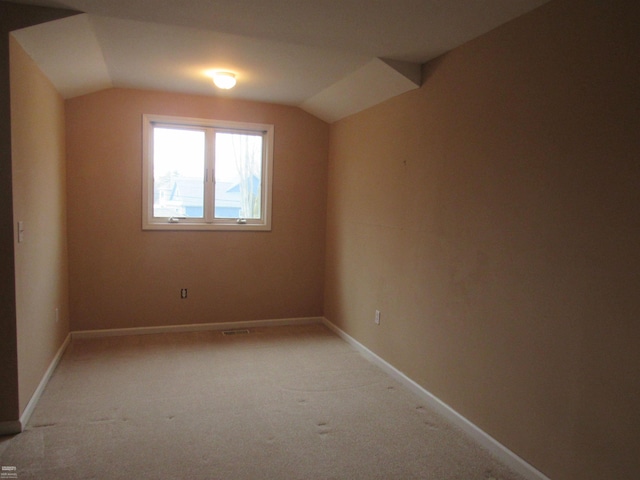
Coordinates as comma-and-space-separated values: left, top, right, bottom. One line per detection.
142, 114, 274, 231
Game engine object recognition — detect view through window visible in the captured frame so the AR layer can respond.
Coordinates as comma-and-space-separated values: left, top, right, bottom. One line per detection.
142, 115, 273, 230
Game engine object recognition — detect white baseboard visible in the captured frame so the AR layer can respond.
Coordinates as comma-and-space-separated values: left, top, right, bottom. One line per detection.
321, 317, 551, 480
71, 316, 323, 339
19, 333, 72, 430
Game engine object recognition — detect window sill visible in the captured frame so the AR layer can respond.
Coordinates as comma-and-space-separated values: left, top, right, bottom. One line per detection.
142, 221, 271, 231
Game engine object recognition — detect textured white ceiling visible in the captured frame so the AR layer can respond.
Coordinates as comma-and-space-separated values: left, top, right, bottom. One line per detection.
8, 0, 550, 122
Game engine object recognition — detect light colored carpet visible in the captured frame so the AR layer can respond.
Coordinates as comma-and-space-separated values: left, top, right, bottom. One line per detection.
1, 324, 527, 479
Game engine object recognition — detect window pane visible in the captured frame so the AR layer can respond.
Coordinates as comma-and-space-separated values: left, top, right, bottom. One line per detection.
214, 132, 263, 219
153, 127, 205, 218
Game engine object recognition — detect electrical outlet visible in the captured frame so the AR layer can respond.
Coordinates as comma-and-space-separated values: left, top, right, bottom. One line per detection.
375, 310, 381, 325
181, 288, 188, 299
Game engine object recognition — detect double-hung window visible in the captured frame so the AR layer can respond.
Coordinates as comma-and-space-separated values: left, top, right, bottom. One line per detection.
142, 114, 274, 230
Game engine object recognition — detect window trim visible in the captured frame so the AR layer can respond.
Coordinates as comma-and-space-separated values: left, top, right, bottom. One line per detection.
142, 114, 274, 231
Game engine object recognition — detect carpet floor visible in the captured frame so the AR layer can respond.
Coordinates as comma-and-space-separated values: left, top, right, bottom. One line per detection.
0, 323, 527, 479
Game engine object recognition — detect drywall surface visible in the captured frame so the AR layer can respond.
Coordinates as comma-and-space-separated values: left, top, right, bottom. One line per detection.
10, 37, 70, 416
0, 0, 77, 430
66, 88, 328, 331
324, 0, 640, 478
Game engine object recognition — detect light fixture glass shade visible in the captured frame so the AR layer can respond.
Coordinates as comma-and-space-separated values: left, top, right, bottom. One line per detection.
213, 72, 236, 89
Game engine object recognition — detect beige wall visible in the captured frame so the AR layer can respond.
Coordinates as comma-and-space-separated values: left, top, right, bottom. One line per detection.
1, 1, 77, 430
324, 0, 640, 479
66, 89, 328, 331
10, 37, 70, 415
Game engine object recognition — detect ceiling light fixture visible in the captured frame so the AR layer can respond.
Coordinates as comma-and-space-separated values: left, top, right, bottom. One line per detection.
212, 71, 236, 90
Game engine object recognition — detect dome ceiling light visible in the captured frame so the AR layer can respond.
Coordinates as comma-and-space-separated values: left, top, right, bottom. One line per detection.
212, 71, 236, 89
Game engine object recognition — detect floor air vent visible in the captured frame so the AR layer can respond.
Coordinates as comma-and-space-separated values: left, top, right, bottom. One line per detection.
221, 329, 251, 336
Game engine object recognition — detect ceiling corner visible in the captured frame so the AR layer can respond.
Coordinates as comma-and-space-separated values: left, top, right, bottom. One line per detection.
12, 13, 113, 99
300, 57, 422, 123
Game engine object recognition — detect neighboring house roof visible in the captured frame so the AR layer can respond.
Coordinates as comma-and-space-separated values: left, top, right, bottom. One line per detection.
155, 175, 259, 210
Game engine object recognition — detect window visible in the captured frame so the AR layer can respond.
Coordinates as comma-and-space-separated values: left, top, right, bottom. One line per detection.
142, 114, 274, 230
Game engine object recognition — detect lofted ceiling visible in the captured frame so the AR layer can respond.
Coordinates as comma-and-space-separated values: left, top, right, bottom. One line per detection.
7, 0, 550, 122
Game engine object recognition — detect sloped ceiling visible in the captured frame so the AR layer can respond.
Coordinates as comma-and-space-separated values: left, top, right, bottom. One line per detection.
7, 0, 550, 122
